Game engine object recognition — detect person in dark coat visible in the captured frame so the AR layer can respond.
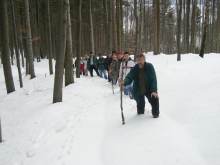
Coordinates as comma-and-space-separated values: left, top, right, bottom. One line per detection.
105, 52, 114, 82
120, 53, 160, 118
87, 52, 99, 77
109, 53, 120, 85
98, 56, 107, 79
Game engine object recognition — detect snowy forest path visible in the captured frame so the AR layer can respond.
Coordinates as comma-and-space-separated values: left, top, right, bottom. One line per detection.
0, 75, 208, 165
58, 77, 207, 165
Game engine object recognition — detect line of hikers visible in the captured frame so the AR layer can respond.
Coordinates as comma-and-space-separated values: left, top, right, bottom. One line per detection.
77, 51, 160, 118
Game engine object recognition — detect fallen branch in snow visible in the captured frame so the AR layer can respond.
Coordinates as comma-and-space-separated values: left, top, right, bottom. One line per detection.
0, 118, 2, 143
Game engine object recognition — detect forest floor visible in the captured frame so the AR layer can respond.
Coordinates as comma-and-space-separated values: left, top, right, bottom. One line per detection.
0, 53, 220, 165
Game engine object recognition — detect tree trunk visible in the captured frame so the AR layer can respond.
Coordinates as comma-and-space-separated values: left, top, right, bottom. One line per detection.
65, 0, 74, 86
134, 0, 139, 57
217, 0, 220, 52
46, 0, 53, 75
103, 0, 110, 53
0, 0, 15, 93
185, 0, 190, 52
112, 0, 117, 51
116, 0, 122, 51
138, 0, 144, 52
76, 0, 82, 78
10, 0, 23, 88
191, 0, 197, 52
154, 0, 160, 55
24, 0, 36, 79
199, 0, 210, 58
177, 0, 183, 61
53, 0, 68, 103
89, 0, 95, 54
108, 0, 113, 52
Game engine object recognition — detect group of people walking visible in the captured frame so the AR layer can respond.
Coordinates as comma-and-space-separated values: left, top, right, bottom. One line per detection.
78, 51, 160, 118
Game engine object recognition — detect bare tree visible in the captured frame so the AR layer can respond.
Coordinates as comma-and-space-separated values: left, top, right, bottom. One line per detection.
53, 0, 68, 103
177, 0, 183, 61
10, 0, 23, 88
89, 0, 95, 54
24, 0, 36, 78
76, 0, 82, 78
46, 0, 53, 75
191, 0, 197, 52
154, 0, 160, 55
65, 0, 74, 86
112, 0, 118, 51
199, 0, 210, 58
0, 0, 15, 93
185, 0, 191, 52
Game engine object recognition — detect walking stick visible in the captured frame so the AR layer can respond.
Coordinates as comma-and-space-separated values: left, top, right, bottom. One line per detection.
112, 79, 115, 94
120, 62, 125, 125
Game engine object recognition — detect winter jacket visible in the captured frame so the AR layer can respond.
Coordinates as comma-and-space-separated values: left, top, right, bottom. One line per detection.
87, 56, 98, 68
109, 60, 120, 80
105, 57, 112, 71
124, 62, 158, 98
98, 57, 106, 70
119, 59, 135, 80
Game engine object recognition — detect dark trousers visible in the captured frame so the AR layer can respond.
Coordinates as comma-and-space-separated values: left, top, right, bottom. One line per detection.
135, 93, 159, 116
89, 65, 99, 77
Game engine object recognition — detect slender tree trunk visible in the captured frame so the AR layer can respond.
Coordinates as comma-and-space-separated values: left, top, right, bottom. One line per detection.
138, 0, 144, 52
24, 0, 36, 79
199, 0, 210, 58
108, 0, 113, 52
89, 0, 95, 54
0, 0, 15, 93
217, 0, 220, 52
186, 0, 190, 52
76, 0, 82, 78
65, 0, 74, 86
134, 0, 139, 57
103, 0, 109, 53
53, 0, 68, 103
10, 0, 23, 88
177, 0, 183, 61
191, 0, 197, 52
116, 0, 122, 51
46, 0, 53, 75
154, 0, 160, 55
112, 0, 117, 51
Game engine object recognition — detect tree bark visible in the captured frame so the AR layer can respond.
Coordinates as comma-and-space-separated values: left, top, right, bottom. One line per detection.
217, 0, 220, 52
65, 0, 74, 86
24, 0, 36, 79
154, 0, 160, 55
10, 0, 23, 88
0, 0, 15, 93
89, 0, 95, 54
177, 0, 183, 61
53, 0, 68, 103
112, 0, 118, 51
185, 0, 190, 53
191, 0, 197, 52
199, 0, 210, 58
46, 0, 53, 75
103, 0, 110, 53
76, 0, 82, 78
134, 0, 139, 57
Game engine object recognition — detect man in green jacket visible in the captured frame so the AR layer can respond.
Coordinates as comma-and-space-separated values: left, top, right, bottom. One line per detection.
120, 53, 160, 118
87, 52, 99, 77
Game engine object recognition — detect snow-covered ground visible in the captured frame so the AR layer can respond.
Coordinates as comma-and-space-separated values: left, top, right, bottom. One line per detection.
0, 53, 220, 165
